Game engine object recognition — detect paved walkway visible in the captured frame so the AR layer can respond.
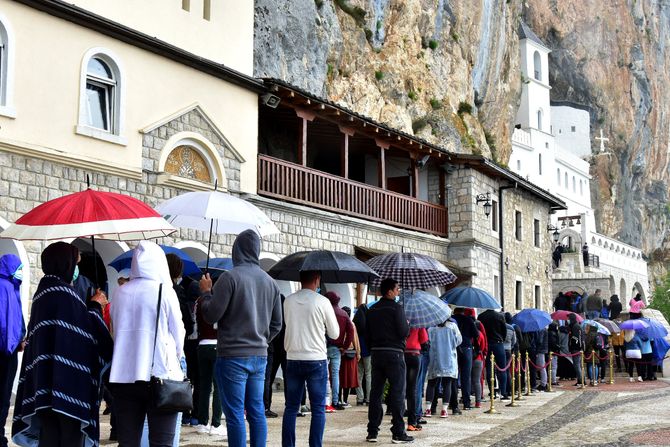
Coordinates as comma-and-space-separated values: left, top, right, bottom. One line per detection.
5, 378, 670, 446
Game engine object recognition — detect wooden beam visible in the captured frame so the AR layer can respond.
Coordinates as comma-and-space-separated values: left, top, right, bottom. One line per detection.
295, 107, 316, 121
411, 157, 419, 198
341, 132, 349, 178
298, 116, 308, 166
378, 146, 386, 189
439, 168, 446, 206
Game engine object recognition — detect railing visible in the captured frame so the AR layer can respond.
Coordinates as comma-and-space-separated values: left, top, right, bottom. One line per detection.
588, 254, 600, 268
258, 155, 448, 236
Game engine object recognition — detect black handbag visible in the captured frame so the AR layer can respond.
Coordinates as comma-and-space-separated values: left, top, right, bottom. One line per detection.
150, 284, 193, 413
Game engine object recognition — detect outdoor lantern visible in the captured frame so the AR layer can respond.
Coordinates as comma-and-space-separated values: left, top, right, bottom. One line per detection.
552, 229, 560, 243
476, 192, 492, 218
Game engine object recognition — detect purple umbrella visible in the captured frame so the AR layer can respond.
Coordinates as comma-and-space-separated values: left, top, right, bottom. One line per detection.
619, 319, 650, 331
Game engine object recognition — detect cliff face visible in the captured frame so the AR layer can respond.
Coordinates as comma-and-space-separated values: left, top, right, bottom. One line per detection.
254, 0, 670, 282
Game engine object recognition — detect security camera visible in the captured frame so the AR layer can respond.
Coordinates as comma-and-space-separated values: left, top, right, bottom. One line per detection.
416, 154, 431, 169
261, 93, 281, 108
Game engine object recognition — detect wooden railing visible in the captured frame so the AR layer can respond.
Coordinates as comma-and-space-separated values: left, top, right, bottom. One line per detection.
258, 155, 448, 236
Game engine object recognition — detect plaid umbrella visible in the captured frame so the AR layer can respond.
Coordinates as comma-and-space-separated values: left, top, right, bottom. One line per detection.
595, 318, 621, 334
366, 253, 456, 289
401, 290, 453, 328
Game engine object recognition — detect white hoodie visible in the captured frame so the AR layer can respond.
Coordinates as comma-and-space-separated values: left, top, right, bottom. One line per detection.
109, 241, 185, 383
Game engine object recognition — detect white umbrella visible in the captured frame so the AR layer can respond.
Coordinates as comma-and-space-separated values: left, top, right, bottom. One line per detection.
154, 190, 280, 269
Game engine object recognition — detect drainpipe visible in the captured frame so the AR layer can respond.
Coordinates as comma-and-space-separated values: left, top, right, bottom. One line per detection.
498, 182, 517, 311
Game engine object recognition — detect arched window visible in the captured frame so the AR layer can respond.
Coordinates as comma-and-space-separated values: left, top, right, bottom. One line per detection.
533, 51, 542, 81
77, 48, 125, 144
564, 172, 568, 189
572, 176, 576, 192
538, 153, 542, 175
579, 180, 583, 195
557, 168, 561, 185
0, 15, 15, 117
157, 131, 226, 190
537, 109, 543, 131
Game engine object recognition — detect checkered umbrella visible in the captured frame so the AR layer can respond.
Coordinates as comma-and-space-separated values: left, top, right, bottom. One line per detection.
402, 290, 453, 328
365, 253, 457, 289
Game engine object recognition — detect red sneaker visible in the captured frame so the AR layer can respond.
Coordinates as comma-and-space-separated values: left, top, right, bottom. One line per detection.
424, 409, 432, 418
475, 402, 481, 408
440, 410, 447, 418
325, 405, 335, 413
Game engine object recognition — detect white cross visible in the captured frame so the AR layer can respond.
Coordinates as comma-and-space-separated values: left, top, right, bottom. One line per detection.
595, 129, 609, 153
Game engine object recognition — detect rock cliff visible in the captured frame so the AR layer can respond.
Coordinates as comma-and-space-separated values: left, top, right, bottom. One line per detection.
254, 0, 670, 282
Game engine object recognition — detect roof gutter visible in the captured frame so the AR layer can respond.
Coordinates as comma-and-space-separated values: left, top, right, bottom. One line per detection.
16, 0, 266, 94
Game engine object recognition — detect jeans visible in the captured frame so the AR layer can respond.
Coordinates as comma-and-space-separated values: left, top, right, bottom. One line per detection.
140, 413, 181, 447
355, 356, 372, 403
587, 362, 599, 382
551, 355, 558, 384
404, 354, 420, 425
426, 377, 456, 408
264, 346, 286, 410
368, 351, 406, 438
585, 310, 600, 320
282, 360, 328, 447
415, 350, 429, 417
215, 356, 267, 447
471, 359, 483, 404
613, 345, 625, 371
326, 346, 341, 406
0, 349, 18, 447
572, 352, 583, 384
457, 346, 473, 408
536, 353, 547, 387
198, 344, 222, 426
111, 382, 178, 447
487, 343, 507, 397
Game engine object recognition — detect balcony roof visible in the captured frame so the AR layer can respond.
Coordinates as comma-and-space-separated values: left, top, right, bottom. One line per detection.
263, 78, 566, 211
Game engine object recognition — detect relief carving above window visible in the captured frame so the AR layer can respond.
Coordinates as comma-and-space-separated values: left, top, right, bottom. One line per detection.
165, 145, 211, 183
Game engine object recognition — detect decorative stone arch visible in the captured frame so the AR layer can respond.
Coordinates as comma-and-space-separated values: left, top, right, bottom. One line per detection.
157, 131, 226, 191
598, 239, 602, 247
537, 108, 544, 131
174, 241, 211, 263
615, 246, 620, 253
633, 282, 647, 304
558, 228, 582, 250
620, 277, 627, 301
259, 251, 296, 297
604, 242, 609, 249
591, 236, 596, 244
560, 285, 585, 295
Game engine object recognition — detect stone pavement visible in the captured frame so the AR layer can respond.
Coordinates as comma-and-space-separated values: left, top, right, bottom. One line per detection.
5, 378, 670, 446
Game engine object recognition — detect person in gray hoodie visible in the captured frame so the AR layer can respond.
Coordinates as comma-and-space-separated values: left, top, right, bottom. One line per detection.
199, 230, 282, 447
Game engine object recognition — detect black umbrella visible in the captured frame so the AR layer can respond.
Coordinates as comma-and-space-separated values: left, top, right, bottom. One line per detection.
268, 250, 380, 283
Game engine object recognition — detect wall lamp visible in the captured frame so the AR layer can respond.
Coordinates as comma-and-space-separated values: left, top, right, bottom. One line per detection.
547, 224, 560, 243
476, 192, 492, 217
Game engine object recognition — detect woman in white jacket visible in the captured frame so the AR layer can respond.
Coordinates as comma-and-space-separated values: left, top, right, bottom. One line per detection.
109, 241, 186, 447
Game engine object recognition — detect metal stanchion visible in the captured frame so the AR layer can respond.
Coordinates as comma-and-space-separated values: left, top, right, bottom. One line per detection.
608, 347, 615, 384
580, 351, 586, 388
484, 354, 497, 414
547, 352, 553, 392
524, 352, 532, 396
516, 352, 525, 401
506, 354, 519, 407
591, 351, 597, 386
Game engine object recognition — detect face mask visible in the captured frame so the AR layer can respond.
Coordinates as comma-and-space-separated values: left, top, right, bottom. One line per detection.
316, 287, 321, 294
13, 267, 23, 282
176, 277, 183, 285
72, 265, 80, 283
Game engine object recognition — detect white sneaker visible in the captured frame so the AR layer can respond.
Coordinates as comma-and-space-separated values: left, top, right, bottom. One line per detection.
209, 425, 227, 437
195, 424, 210, 434
629, 377, 635, 383
637, 376, 643, 382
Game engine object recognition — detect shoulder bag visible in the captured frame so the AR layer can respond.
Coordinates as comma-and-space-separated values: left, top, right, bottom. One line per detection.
150, 284, 193, 412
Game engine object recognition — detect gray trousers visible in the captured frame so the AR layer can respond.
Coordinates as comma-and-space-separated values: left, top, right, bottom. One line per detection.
356, 355, 372, 403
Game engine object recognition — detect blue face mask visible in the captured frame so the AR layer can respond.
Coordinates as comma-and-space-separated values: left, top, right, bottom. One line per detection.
12, 266, 23, 282
316, 287, 321, 294
72, 265, 80, 283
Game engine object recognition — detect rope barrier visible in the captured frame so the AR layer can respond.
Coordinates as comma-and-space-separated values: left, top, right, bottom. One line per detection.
528, 358, 552, 369
494, 355, 514, 372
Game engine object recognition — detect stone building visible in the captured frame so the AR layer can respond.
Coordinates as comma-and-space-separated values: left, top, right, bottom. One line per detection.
0, 1, 565, 315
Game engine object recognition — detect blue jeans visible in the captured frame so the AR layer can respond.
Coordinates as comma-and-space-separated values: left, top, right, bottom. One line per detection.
215, 356, 267, 447
487, 343, 508, 397
282, 360, 328, 447
415, 350, 429, 418
326, 346, 341, 405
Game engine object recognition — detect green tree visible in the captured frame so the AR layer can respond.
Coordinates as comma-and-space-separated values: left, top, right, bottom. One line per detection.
649, 272, 670, 322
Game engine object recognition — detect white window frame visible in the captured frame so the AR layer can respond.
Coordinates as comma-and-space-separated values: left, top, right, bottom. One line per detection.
76, 47, 126, 145
0, 13, 16, 118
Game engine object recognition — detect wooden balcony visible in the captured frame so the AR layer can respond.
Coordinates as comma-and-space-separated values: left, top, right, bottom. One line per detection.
258, 155, 448, 236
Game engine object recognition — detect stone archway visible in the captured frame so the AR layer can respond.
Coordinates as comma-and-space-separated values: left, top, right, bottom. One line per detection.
633, 282, 646, 304
620, 277, 627, 302
559, 285, 585, 295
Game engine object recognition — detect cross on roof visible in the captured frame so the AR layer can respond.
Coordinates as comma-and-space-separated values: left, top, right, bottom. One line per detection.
595, 129, 609, 153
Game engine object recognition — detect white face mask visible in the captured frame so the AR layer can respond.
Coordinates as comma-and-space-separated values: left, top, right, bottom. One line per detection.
176, 277, 183, 285
13, 268, 23, 282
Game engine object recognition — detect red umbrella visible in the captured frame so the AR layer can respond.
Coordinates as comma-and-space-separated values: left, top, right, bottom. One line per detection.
550, 310, 584, 322
0, 188, 175, 241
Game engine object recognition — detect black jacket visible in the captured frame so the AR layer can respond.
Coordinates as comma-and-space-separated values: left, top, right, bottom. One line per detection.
366, 298, 410, 353
609, 300, 622, 320
478, 310, 506, 344
452, 314, 479, 348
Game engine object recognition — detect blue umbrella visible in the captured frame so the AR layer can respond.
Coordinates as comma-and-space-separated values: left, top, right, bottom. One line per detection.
197, 258, 234, 272
619, 319, 650, 331
109, 245, 201, 277
582, 319, 611, 336
440, 287, 500, 309
401, 290, 452, 329
638, 318, 668, 339
512, 309, 552, 332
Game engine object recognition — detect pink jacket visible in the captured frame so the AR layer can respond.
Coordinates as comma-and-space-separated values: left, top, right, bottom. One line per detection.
629, 299, 646, 314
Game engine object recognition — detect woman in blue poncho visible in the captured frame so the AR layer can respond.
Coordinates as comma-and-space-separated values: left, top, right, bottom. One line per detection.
12, 242, 113, 447
0, 253, 24, 447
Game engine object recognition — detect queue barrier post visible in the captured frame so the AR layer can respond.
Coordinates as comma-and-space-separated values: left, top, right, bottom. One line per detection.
524, 352, 531, 396
506, 354, 519, 407
516, 352, 525, 401
591, 350, 597, 386
581, 351, 586, 387
608, 347, 615, 384
547, 352, 553, 392
484, 354, 498, 414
